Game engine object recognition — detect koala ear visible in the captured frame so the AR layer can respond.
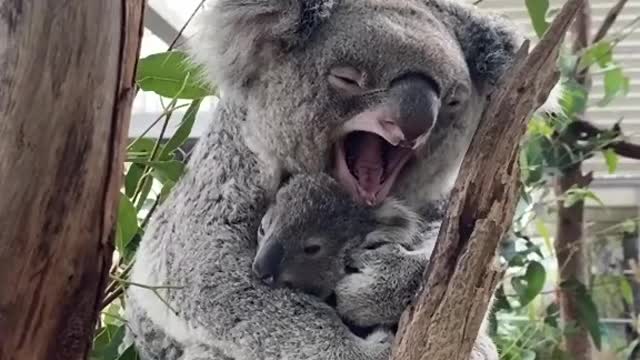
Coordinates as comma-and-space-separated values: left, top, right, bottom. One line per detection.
190, 0, 337, 93
431, 1, 524, 88
373, 199, 420, 232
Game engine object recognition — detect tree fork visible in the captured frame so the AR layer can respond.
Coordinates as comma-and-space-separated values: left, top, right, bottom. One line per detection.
391, 1, 584, 359
0, 1, 145, 359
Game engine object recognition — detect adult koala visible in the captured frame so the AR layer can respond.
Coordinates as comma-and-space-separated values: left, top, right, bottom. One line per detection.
124, 0, 524, 359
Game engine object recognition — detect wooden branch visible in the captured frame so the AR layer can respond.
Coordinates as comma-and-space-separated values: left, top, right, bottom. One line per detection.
390, 1, 585, 359
592, 0, 629, 43
0, 1, 144, 359
570, 120, 640, 160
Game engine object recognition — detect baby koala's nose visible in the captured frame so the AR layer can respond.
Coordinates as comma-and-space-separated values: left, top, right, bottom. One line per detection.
252, 242, 284, 286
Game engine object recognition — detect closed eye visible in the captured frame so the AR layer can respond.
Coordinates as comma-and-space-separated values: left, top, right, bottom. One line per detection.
328, 66, 364, 94
333, 74, 359, 86
363, 241, 386, 250
304, 245, 322, 255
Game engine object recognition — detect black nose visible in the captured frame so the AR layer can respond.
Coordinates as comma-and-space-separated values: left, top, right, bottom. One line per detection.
252, 242, 284, 285
388, 73, 441, 142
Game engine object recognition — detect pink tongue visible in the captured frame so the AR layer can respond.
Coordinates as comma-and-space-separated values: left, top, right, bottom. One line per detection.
353, 134, 384, 193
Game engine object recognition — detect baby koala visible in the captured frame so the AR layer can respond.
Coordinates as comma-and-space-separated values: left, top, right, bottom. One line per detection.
252, 173, 428, 327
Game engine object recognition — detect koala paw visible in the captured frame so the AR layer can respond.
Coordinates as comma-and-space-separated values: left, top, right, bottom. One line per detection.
364, 327, 394, 345
355, 327, 393, 359
469, 334, 499, 360
336, 244, 424, 328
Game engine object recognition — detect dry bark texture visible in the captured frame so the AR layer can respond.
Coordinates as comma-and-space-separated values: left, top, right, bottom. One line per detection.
391, 1, 585, 359
0, 1, 144, 359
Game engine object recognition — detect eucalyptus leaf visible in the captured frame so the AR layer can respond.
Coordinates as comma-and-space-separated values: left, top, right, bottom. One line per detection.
136, 51, 214, 99
561, 279, 602, 350
602, 148, 619, 174
91, 325, 126, 360
579, 41, 613, 69
512, 261, 546, 307
525, 0, 550, 38
161, 99, 202, 159
619, 277, 633, 306
116, 194, 139, 255
598, 67, 629, 106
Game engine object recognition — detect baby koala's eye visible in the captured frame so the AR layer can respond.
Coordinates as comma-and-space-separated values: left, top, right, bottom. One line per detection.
363, 241, 386, 251
303, 245, 322, 256
257, 223, 265, 237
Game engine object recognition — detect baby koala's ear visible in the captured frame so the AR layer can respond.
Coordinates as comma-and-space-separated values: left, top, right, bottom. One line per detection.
373, 199, 419, 230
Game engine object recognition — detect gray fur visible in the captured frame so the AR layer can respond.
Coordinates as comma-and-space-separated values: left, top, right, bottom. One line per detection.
125, 1, 526, 359
252, 173, 423, 308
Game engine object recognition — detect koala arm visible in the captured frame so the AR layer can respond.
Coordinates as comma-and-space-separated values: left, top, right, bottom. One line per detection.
336, 217, 499, 360
126, 101, 391, 360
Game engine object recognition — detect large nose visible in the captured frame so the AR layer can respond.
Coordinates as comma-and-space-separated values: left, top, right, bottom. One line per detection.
387, 74, 441, 142
252, 242, 284, 286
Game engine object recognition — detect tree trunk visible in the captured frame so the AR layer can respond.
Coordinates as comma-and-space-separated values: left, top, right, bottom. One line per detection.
621, 225, 640, 348
554, 1, 593, 359
554, 165, 592, 359
0, 1, 144, 359
390, 1, 583, 359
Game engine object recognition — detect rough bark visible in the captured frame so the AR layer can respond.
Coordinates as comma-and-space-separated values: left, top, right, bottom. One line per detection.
554, 165, 592, 359
0, 1, 144, 359
390, 1, 584, 359
554, 1, 593, 359
622, 226, 640, 349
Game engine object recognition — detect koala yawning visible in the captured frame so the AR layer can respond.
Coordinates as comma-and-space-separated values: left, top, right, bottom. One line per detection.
122, 1, 547, 359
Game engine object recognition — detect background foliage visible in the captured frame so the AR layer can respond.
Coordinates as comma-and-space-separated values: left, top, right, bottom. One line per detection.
90, 2, 640, 359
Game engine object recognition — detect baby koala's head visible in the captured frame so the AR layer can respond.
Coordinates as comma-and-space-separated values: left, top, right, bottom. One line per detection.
252, 173, 418, 300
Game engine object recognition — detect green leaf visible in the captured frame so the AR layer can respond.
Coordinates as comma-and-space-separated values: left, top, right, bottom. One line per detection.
512, 261, 546, 306
621, 219, 638, 234
521, 349, 536, 360
544, 302, 560, 328
127, 160, 185, 185
159, 180, 177, 203
602, 148, 619, 174
151, 161, 185, 184
521, 137, 545, 185
103, 301, 124, 326
127, 138, 156, 155
116, 194, 139, 256
160, 99, 202, 159
535, 218, 553, 255
560, 81, 589, 116
564, 187, 605, 208
579, 41, 613, 69
124, 164, 145, 198
494, 286, 512, 311
598, 67, 630, 106
91, 325, 126, 360
619, 277, 633, 306
135, 177, 154, 212
525, 0, 550, 38
117, 345, 139, 360
561, 279, 602, 350
136, 51, 214, 99
551, 346, 570, 360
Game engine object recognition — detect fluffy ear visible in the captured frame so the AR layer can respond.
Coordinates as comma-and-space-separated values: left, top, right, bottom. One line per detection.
190, 0, 337, 93
373, 199, 420, 233
429, 1, 524, 88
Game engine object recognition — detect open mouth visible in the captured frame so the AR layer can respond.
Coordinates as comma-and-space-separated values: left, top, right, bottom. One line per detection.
333, 130, 415, 206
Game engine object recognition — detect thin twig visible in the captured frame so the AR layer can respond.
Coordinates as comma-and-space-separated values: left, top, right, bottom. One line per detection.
101, 286, 124, 310
168, 0, 207, 51
109, 275, 183, 290
592, 0, 629, 43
